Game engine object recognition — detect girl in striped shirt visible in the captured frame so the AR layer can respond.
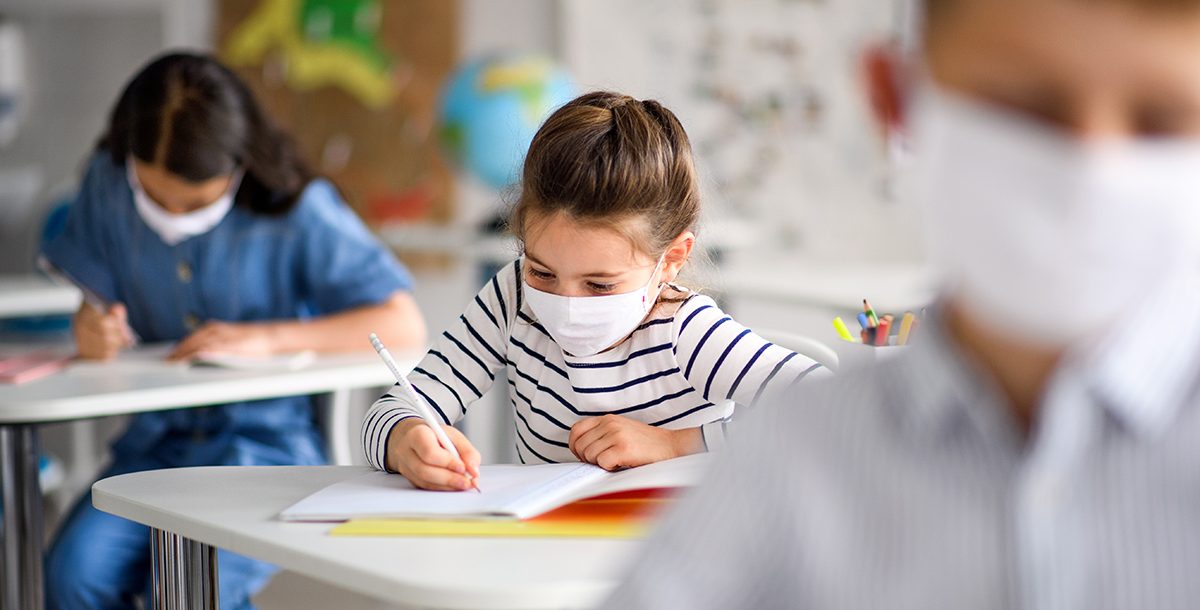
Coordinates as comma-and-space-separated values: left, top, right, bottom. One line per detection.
362, 91, 822, 490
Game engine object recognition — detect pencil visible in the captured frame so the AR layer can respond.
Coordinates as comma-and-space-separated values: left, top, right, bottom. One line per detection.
898, 312, 916, 345
875, 316, 891, 346
863, 299, 879, 327
832, 317, 856, 343
370, 333, 481, 493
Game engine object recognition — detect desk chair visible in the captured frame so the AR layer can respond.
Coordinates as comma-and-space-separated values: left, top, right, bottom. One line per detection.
756, 328, 839, 373
315, 386, 390, 466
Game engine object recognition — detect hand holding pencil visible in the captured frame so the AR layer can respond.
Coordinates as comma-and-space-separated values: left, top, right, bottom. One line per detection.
385, 419, 482, 492
371, 333, 482, 492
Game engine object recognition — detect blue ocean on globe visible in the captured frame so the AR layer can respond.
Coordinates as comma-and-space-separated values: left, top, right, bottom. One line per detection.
439, 54, 577, 189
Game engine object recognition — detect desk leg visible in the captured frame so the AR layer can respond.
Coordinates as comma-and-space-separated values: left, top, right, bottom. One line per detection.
150, 528, 219, 609
325, 388, 353, 466
1, 424, 44, 610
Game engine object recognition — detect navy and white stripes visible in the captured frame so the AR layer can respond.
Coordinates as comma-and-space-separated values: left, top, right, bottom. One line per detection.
362, 259, 819, 469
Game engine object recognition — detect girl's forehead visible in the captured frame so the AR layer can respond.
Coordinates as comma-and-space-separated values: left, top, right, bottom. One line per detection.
523, 212, 656, 271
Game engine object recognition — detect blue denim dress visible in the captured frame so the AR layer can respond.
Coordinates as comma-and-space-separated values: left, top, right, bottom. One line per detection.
40, 153, 413, 609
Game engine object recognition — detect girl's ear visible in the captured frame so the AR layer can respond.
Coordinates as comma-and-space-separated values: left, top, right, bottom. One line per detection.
662, 231, 695, 284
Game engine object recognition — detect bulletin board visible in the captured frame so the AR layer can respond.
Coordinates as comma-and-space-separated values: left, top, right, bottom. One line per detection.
217, 0, 459, 225
561, 0, 921, 261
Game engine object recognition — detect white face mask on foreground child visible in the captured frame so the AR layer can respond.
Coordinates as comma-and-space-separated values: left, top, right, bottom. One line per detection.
523, 254, 666, 357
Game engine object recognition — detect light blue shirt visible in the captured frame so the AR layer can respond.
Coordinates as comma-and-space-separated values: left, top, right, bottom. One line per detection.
602, 276, 1200, 609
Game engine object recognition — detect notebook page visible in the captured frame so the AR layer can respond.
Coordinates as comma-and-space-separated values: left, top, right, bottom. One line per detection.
279, 462, 605, 521
551, 453, 713, 507
190, 350, 316, 371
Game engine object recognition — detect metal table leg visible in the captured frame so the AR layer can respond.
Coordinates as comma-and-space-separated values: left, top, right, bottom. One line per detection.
324, 388, 354, 466
1, 424, 44, 610
150, 528, 219, 609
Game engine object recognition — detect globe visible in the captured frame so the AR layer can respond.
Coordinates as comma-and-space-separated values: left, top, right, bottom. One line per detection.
438, 54, 577, 189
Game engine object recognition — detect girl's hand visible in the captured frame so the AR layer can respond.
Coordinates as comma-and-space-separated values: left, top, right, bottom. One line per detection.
568, 415, 704, 471
74, 302, 134, 361
386, 418, 482, 491
168, 321, 277, 362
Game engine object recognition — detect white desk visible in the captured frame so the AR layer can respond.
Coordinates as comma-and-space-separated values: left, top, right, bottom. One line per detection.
93, 466, 634, 610
717, 259, 935, 314
0, 275, 81, 319
0, 346, 420, 610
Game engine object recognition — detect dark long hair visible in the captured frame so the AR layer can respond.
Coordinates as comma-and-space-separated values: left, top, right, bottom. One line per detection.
99, 52, 313, 215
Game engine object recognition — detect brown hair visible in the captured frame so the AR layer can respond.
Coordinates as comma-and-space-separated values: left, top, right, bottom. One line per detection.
510, 91, 701, 262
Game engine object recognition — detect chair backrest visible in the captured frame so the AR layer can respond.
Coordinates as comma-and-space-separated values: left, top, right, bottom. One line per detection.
756, 328, 839, 373
315, 388, 378, 466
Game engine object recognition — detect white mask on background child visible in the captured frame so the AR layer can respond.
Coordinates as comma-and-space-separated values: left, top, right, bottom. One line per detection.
911, 84, 1200, 347
127, 158, 242, 246
524, 257, 665, 357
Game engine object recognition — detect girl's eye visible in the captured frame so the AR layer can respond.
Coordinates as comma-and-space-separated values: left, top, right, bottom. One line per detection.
588, 282, 617, 294
529, 268, 554, 281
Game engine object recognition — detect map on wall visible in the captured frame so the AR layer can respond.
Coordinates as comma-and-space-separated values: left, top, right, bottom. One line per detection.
218, 0, 459, 225
562, 0, 921, 260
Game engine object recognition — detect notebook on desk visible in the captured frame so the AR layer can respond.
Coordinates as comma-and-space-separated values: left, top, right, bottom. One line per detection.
279, 453, 710, 522
0, 352, 72, 384
190, 350, 316, 371
330, 489, 677, 538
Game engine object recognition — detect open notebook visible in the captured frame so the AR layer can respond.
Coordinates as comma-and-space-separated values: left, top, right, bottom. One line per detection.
279, 453, 711, 522
190, 350, 315, 371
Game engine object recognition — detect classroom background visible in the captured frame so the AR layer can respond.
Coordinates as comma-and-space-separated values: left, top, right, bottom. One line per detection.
0, 1, 927, 607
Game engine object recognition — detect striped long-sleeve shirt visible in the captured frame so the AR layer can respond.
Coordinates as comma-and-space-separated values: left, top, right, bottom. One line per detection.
362, 259, 821, 469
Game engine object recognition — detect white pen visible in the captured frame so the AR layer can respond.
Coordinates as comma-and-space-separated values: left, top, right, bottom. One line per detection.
369, 333, 480, 492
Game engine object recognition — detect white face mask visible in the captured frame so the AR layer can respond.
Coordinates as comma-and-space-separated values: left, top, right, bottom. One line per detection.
911, 84, 1200, 347
523, 256, 665, 357
127, 158, 242, 246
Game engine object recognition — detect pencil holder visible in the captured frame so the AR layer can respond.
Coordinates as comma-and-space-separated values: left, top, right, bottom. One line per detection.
832, 339, 907, 370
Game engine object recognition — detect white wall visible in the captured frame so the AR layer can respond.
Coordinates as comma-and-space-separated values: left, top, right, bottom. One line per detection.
558, 0, 921, 264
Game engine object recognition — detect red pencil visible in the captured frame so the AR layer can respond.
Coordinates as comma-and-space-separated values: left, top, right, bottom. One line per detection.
875, 317, 891, 346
